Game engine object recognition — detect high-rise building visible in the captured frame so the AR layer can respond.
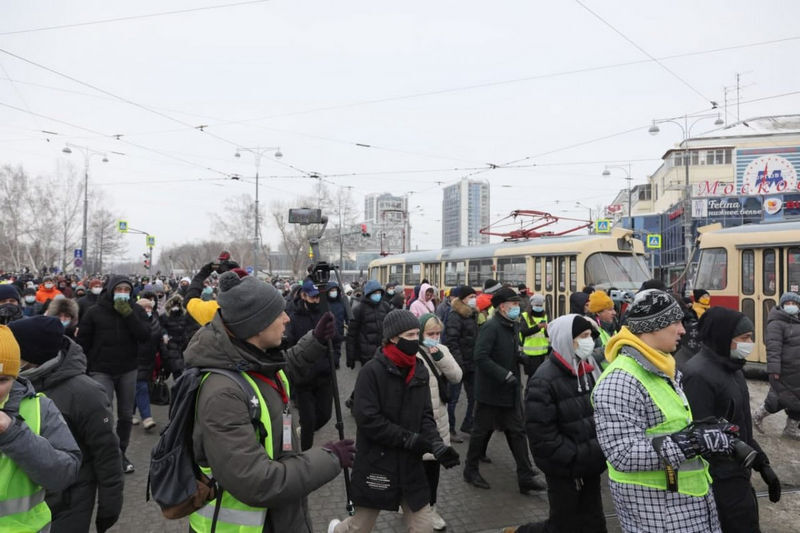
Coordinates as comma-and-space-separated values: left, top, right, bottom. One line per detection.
442, 178, 490, 248
364, 193, 409, 254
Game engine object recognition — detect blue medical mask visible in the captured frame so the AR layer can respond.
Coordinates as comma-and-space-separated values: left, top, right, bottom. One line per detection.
60, 320, 71, 328
387, 289, 395, 296
328, 291, 338, 300
532, 306, 544, 313
506, 305, 521, 320
422, 338, 438, 348
785, 304, 799, 315
202, 287, 213, 295
113, 292, 130, 302
369, 293, 382, 303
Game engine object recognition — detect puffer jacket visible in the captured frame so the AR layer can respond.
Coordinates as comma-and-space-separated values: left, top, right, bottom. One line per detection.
23, 338, 122, 532
765, 306, 800, 413
76, 275, 151, 375
417, 343, 462, 459
409, 283, 435, 318
444, 298, 478, 371
184, 312, 341, 533
346, 289, 390, 366
136, 310, 163, 381
286, 298, 330, 381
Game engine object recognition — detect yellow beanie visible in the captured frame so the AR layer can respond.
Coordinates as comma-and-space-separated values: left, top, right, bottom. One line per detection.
0, 326, 20, 378
588, 291, 614, 314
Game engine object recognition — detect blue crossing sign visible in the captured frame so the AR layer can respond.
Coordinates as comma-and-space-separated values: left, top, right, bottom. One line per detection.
117, 220, 128, 233
246, 266, 254, 274
74, 249, 83, 258
595, 219, 611, 233
146, 235, 156, 247
647, 234, 662, 249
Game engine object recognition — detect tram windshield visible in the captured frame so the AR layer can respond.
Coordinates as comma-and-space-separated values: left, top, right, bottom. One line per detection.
584, 252, 651, 290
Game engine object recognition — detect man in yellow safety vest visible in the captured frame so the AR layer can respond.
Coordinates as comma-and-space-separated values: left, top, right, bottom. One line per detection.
587, 290, 618, 370
520, 294, 550, 378
592, 289, 741, 533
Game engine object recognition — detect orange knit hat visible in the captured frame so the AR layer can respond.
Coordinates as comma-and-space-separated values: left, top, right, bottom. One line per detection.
588, 290, 614, 314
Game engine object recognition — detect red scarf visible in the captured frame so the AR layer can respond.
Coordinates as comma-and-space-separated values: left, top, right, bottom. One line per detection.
552, 350, 595, 377
383, 343, 417, 384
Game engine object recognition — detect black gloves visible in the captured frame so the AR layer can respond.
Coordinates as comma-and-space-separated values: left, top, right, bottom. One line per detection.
403, 432, 433, 455
96, 514, 119, 533
520, 323, 543, 337
313, 312, 336, 343
322, 439, 356, 469
753, 452, 781, 503
669, 422, 738, 459
197, 262, 215, 279
432, 441, 460, 468
504, 371, 518, 387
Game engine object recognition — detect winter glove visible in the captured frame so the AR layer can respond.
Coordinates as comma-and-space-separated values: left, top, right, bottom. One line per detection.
322, 439, 356, 469
504, 371, 518, 388
753, 452, 781, 503
313, 312, 336, 343
197, 262, 215, 279
113, 299, 133, 317
95, 514, 119, 533
669, 422, 738, 459
403, 432, 433, 456
432, 441, 460, 469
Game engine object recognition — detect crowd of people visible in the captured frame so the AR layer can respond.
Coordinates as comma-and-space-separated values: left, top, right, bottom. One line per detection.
0, 258, 797, 532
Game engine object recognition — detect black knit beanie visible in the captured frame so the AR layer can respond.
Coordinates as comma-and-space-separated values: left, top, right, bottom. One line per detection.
383, 310, 420, 341
9, 315, 64, 365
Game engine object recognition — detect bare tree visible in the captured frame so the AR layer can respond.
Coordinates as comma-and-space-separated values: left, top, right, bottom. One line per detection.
88, 208, 126, 274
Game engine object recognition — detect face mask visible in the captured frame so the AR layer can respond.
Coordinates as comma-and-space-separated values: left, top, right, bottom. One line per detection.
532, 306, 544, 313
505, 305, 521, 320
113, 293, 130, 302
369, 293, 382, 303
60, 320, 71, 328
466, 298, 477, 309
575, 337, 595, 360
91, 287, 102, 295
24, 296, 35, 304
71, 283, 77, 289
44, 283, 54, 289
0, 304, 22, 324
170, 306, 180, 313
395, 337, 419, 356
146, 311, 152, 318
202, 287, 213, 295
422, 338, 438, 348
307, 302, 319, 312
328, 291, 338, 300
730, 341, 754, 360
387, 289, 395, 296
784, 304, 799, 315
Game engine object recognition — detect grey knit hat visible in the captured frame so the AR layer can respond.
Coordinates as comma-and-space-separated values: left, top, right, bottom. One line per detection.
779, 292, 800, 306
383, 310, 420, 341
217, 271, 285, 339
626, 289, 684, 334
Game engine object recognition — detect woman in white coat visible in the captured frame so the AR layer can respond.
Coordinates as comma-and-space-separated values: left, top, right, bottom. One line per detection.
417, 313, 462, 531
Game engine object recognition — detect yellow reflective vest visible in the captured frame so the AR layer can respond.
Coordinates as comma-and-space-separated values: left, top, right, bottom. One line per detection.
520, 313, 549, 357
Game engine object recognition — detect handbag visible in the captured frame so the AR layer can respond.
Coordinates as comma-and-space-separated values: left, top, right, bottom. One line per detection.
149, 369, 171, 406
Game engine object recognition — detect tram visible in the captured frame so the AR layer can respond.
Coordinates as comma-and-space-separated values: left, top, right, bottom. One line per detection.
368, 227, 650, 318
694, 220, 800, 365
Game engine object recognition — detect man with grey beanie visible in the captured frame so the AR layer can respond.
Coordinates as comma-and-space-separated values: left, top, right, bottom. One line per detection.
183, 271, 354, 533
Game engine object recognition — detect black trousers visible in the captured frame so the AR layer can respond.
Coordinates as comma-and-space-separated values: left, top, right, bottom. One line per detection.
516, 475, 607, 533
423, 460, 440, 505
712, 475, 760, 533
522, 355, 546, 380
295, 375, 334, 451
465, 401, 534, 483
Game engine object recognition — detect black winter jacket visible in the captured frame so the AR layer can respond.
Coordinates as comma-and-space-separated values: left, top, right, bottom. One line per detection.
474, 312, 522, 407
136, 312, 162, 381
524, 351, 606, 479
76, 292, 99, 320
24, 337, 123, 531
346, 296, 390, 365
287, 299, 330, 382
77, 275, 151, 375
445, 298, 478, 371
351, 351, 441, 512
765, 306, 800, 413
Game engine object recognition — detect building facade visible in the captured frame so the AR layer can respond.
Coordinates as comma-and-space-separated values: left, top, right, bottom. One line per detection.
442, 178, 490, 248
364, 193, 409, 255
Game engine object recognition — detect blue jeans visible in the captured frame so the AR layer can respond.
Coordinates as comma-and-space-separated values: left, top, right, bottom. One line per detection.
134, 380, 152, 420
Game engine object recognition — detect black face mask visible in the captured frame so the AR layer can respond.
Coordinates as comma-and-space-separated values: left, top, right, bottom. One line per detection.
306, 301, 319, 312
395, 337, 419, 356
0, 303, 22, 325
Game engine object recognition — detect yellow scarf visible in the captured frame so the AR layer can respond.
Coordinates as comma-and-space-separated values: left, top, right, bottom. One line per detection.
692, 301, 709, 318
604, 326, 676, 379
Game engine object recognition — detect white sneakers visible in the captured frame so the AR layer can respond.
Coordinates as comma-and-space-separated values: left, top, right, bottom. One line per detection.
327, 519, 341, 533
132, 415, 141, 425
430, 505, 447, 531
143, 417, 156, 431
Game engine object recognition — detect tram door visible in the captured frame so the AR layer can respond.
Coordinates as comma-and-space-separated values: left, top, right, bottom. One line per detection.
740, 247, 782, 364
533, 255, 574, 320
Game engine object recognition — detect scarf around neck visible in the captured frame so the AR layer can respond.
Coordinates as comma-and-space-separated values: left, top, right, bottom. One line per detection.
605, 326, 676, 379
383, 343, 417, 384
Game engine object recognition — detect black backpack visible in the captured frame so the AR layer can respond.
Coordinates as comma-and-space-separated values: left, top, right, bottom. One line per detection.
146, 367, 266, 526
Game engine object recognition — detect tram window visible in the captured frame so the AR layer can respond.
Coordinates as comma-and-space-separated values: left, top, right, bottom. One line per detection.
695, 248, 727, 290
498, 257, 526, 285
741, 250, 754, 295
584, 253, 650, 290
545, 258, 553, 291
389, 264, 403, 285
569, 256, 577, 292
468, 259, 494, 287
763, 250, 776, 296
788, 248, 800, 293
558, 294, 566, 317
445, 261, 465, 286
741, 298, 755, 327
534, 258, 542, 291
405, 264, 421, 286
558, 257, 566, 291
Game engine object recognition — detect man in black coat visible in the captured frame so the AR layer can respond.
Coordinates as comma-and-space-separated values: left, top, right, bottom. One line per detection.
12, 316, 123, 533
77, 274, 150, 473
683, 307, 781, 533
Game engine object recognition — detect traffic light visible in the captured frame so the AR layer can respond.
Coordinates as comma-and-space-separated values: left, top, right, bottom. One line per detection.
143, 252, 151, 270
361, 223, 370, 237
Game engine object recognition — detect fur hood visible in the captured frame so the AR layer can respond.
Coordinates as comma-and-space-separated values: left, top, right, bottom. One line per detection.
46, 297, 80, 327
165, 293, 183, 311
452, 296, 476, 318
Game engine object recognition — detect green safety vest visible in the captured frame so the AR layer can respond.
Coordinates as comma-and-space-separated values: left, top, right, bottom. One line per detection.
520, 313, 549, 357
598, 327, 612, 347
594, 355, 711, 497
190, 370, 291, 533
0, 394, 51, 533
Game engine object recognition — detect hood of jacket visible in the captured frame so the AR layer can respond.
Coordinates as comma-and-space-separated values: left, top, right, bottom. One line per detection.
22, 337, 88, 390
363, 279, 383, 297
569, 292, 589, 315
165, 293, 183, 311
184, 312, 286, 374
452, 297, 475, 318
768, 305, 800, 326
102, 274, 134, 305
46, 298, 79, 325
698, 306, 748, 366
326, 282, 343, 302
419, 283, 434, 302
4, 377, 37, 411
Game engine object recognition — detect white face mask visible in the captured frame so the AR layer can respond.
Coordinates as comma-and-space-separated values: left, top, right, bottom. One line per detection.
466, 298, 477, 309
44, 283, 54, 289
784, 304, 799, 315
91, 287, 102, 295
731, 341, 755, 360
575, 337, 595, 360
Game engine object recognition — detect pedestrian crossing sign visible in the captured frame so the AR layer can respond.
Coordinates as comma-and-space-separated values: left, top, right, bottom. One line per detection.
146, 235, 156, 247
117, 220, 128, 233
595, 219, 610, 233
647, 234, 662, 249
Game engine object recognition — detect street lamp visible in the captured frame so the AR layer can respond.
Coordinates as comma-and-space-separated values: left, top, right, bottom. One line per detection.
602, 163, 633, 232
575, 201, 593, 226
62, 143, 110, 272
234, 146, 282, 277
648, 113, 724, 265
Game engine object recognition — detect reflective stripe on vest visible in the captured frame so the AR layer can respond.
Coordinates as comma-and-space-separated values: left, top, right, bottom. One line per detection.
521, 313, 549, 356
190, 370, 291, 533
594, 355, 711, 497
0, 394, 52, 532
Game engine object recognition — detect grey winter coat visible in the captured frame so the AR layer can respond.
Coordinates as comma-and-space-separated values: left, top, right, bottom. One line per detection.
0, 378, 82, 493
765, 306, 800, 413
184, 312, 341, 533
23, 337, 122, 532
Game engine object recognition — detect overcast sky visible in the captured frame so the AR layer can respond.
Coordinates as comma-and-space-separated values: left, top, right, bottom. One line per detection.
2, 0, 799, 262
